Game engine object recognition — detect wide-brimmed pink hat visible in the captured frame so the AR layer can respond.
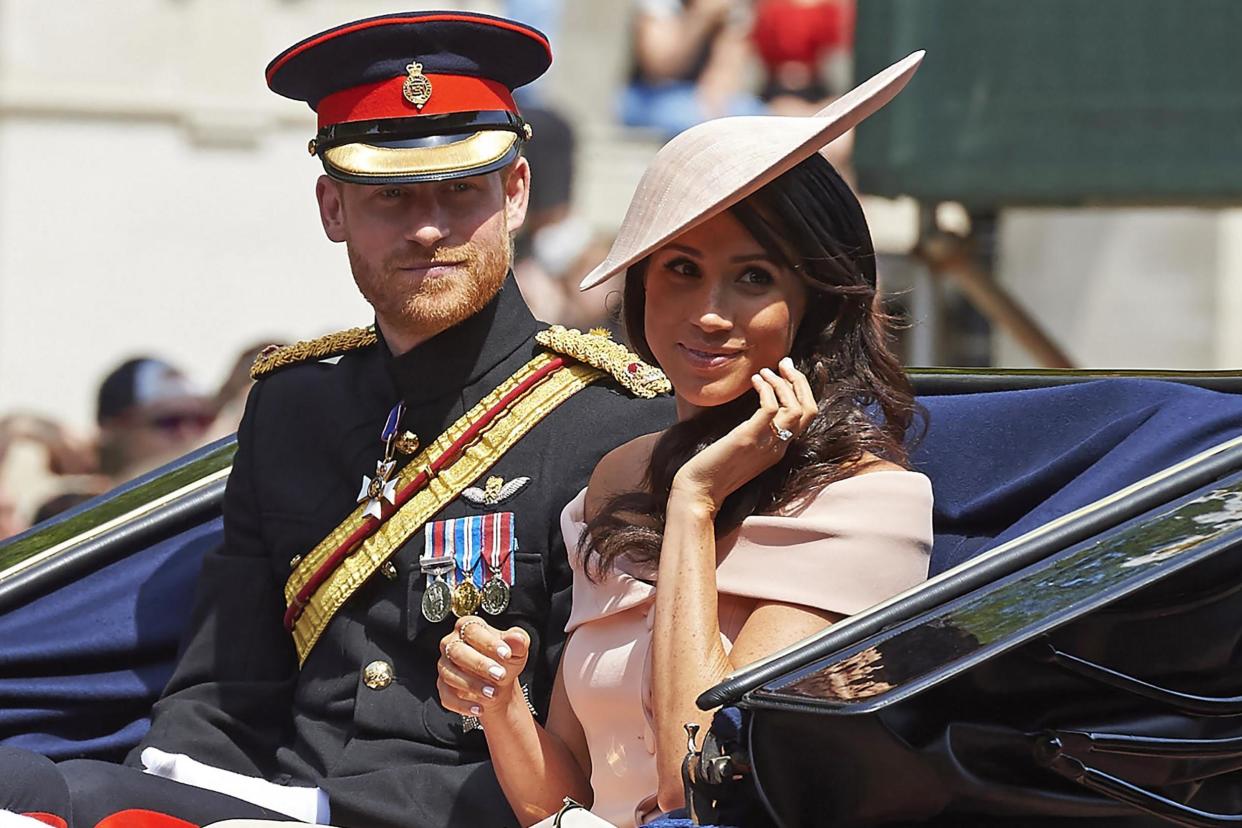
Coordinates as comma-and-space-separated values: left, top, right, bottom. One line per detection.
579, 51, 924, 290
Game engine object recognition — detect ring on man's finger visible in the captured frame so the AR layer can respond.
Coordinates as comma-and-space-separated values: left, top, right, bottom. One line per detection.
458, 618, 483, 642
770, 421, 794, 443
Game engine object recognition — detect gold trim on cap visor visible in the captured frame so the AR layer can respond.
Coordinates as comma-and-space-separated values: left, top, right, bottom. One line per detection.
322, 130, 518, 179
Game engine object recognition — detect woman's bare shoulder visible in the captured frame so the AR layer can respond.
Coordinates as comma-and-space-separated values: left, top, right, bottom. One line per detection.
584, 431, 663, 521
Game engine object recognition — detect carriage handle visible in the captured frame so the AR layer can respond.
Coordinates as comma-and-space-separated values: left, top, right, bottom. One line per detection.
1051, 729, 1242, 761
1036, 734, 1242, 828
1039, 641, 1242, 717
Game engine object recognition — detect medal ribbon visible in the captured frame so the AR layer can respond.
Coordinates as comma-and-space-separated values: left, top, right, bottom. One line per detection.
453, 518, 482, 588
284, 353, 605, 663
422, 518, 453, 569
484, 512, 516, 585
380, 402, 405, 443
451, 512, 516, 587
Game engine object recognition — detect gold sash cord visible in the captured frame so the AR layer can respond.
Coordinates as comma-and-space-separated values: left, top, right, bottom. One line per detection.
285, 353, 605, 663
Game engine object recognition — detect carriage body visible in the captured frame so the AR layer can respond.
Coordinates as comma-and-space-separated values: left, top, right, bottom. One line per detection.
2, 371, 1241, 826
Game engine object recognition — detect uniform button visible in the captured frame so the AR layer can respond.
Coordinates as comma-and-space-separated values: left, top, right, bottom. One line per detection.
380, 560, 398, 580
363, 660, 394, 690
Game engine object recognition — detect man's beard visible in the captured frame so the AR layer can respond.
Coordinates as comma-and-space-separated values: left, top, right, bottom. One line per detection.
349, 233, 511, 338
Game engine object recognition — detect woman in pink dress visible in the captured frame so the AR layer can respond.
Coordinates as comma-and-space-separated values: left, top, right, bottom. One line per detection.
436, 54, 929, 828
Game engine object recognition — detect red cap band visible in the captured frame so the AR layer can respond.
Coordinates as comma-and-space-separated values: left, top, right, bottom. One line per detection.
316, 74, 518, 130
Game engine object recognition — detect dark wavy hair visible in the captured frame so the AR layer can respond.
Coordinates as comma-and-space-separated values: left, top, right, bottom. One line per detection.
582, 153, 919, 579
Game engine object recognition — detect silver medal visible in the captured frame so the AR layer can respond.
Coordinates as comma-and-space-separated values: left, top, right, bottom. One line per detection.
422, 575, 452, 623
419, 551, 455, 624
480, 570, 511, 615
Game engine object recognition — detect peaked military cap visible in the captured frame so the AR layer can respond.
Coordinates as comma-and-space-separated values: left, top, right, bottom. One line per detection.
267, 11, 551, 184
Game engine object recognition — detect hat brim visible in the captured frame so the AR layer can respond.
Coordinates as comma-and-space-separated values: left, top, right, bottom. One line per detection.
322, 130, 520, 184
578, 51, 924, 291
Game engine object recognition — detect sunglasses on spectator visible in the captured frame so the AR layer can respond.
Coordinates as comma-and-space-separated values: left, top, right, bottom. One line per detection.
143, 412, 214, 433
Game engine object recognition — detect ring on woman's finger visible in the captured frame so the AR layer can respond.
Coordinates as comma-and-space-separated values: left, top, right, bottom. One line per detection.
770, 421, 795, 442
458, 618, 483, 642
444, 639, 462, 661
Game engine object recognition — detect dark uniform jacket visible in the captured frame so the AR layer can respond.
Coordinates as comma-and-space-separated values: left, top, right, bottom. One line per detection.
130, 278, 674, 827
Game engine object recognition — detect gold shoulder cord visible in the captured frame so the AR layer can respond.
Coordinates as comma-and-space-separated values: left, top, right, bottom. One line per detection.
535, 325, 670, 398
251, 326, 378, 380
287, 353, 605, 663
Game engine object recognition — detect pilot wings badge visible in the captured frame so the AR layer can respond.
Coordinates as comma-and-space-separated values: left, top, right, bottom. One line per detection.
462, 475, 530, 508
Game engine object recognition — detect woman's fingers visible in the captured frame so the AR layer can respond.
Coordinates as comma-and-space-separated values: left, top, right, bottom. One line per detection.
441, 618, 511, 685
778, 358, 819, 428
752, 372, 779, 414
759, 366, 806, 443
437, 656, 501, 702
760, 367, 800, 414
436, 676, 481, 717
456, 615, 514, 660
779, 357, 817, 410
502, 626, 531, 660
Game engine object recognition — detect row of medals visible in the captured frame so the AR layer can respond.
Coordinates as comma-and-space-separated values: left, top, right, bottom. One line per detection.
369, 409, 509, 623
420, 555, 510, 623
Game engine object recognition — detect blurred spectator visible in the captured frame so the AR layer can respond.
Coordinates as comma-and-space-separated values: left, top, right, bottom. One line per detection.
0, 413, 103, 535
752, 0, 854, 113
513, 107, 615, 329
752, 0, 855, 173
503, 0, 563, 107
621, 0, 765, 138
206, 340, 282, 440
96, 357, 215, 484
0, 414, 97, 478
0, 486, 23, 541
32, 491, 98, 525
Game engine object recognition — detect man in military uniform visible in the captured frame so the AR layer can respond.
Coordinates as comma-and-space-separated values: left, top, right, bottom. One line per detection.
0, 11, 672, 827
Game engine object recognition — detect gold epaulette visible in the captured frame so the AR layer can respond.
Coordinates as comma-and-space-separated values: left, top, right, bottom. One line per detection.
251, 326, 378, 380
535, 325, 670, 399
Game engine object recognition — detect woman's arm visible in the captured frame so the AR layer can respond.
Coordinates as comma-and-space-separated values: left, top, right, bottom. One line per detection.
437, 621, 591, 827
695, 12, 755, 116
651, 361, 824, 811
650, 503, 841, 811
633, 0, 734, 82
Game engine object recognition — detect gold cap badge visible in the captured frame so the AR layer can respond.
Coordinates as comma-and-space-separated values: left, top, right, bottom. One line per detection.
403, 62, 433, 109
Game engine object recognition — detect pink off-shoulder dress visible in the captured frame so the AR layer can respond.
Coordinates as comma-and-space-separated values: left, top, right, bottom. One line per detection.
558, 470, 933, 828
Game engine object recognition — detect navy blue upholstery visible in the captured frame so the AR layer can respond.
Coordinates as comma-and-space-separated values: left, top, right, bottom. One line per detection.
914, 379, 1242, 574
0, 519, 221, 760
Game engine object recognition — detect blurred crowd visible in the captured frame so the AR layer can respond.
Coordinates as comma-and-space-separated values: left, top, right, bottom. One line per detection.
508, 0, 855, 327
0, 0, 855, 542
0, 345, 273, 542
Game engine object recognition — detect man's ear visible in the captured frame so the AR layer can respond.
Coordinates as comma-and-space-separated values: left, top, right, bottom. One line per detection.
315, 175, 348, 243
502, 156, 531, 235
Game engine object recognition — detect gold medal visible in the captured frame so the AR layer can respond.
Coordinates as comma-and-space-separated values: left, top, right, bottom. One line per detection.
480, 563, 511, 615
451, 580, 482, 618
422, 576, 452, 623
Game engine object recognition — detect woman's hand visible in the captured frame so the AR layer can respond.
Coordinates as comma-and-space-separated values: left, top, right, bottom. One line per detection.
671, 357, 817, 513
436, 616, 531, 720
